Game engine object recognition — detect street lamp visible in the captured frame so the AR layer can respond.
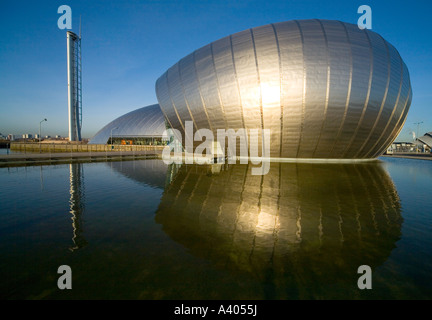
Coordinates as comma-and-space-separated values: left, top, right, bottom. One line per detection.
414, 121, 424, 153
414, 121, 424, 140
110, 127, 118, 146
39, 118, 47, 153
39, 118, 47, 143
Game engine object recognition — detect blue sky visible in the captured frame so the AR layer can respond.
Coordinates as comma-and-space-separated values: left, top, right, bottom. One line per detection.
0, 0, 430, 140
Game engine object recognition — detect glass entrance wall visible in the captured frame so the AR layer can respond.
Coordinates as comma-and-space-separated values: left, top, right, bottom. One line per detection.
108, 136, 168, 146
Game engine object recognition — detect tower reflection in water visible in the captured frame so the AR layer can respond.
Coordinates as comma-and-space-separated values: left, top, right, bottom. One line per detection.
68, 163, 87, 251
156, 162, 402, 295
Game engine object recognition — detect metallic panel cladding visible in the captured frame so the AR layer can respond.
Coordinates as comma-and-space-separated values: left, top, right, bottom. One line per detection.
155, 19, 412, 159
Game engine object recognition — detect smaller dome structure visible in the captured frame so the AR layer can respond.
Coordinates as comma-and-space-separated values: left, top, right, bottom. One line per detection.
89, 104, 167, 145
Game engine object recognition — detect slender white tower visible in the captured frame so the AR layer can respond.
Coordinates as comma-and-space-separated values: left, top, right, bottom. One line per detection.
67, 29, 82, 141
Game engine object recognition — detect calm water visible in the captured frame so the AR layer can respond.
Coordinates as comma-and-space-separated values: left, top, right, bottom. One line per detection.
0, 149, 11, 155
0, 158, 431, 299
0, 148, 21, 155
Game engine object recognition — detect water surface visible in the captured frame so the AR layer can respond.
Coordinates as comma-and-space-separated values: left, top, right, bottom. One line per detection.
0, 158, 431, 299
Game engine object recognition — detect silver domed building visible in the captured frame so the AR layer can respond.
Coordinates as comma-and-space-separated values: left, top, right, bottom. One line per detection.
155, 19, 412, 159
89, 104, 166, 145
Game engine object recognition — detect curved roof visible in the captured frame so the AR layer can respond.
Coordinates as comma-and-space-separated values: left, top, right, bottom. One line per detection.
89, 104, 166, 144
418, 132, 432, 148
156, 19, 412, 159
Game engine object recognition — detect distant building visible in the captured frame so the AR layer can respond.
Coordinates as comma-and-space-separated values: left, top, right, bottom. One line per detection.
391, 142, 417, 152
418, 132, 432, 150
23, 134, 33, 139
7, 134, 14, 141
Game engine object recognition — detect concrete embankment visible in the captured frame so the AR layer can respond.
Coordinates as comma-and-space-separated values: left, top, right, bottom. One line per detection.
381, 153, 432, 161
1, 143, 164, 167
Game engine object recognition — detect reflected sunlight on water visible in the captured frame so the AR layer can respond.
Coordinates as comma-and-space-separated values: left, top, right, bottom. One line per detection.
156, 162, 402, 298
0, 158, 431, 299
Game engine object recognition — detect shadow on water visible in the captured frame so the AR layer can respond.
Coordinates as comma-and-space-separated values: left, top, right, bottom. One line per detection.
155, 162, 402, 299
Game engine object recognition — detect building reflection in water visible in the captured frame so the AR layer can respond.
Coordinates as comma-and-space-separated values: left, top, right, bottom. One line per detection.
108, 159, 169, 190
68, 160, 169, 252
69, 163, 87, 251
155, 162, 402, 296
